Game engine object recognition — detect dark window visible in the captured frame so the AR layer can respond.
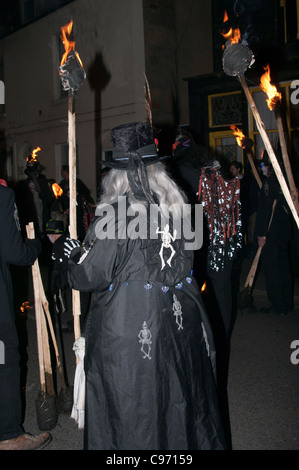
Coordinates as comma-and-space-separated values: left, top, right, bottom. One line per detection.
209, 93, 242, 128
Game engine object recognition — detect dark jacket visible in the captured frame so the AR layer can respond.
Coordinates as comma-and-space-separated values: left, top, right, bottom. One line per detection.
0, 185, 41, 323
255, 172, 292, 243
15, 173, 53, 237
67, 198, 226, 450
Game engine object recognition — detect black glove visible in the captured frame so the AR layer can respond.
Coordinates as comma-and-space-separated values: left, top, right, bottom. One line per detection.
64, 237, 81, 258
25, 238, 42, 257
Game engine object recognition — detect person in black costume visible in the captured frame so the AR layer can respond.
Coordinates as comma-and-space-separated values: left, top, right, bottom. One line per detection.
256, 153, 293, 315
16, 159, 54, 240
171, 129, 242, 450
59, 165, 94, 241
0, 184, 52, 450
64, 122, 226, 450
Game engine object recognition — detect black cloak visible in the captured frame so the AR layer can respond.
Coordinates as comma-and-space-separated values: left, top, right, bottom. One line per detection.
68, 197, 226, 450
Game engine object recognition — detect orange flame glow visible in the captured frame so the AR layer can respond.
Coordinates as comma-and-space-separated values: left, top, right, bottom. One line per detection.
260, 65, 282, 110
52, 183, 63, 198
223, 10, 228, 22
201, 282, 207, 293
230, 125, 246, 148
221, 27, 241, 44
27, 146, 41, 163
60, 20, 83, 68
20, 301, 33, 313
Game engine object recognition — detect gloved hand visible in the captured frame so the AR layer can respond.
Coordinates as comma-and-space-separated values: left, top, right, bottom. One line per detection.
25, 238, 42, 257
64, 237, 81, 258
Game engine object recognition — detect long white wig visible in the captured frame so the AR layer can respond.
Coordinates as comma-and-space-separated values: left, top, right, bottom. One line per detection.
98, 162, 187, 219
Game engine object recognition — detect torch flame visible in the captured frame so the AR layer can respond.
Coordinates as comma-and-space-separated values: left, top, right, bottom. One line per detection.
230, 125, 246, 148
27, 146, 41, 163
260, 65, 282, 111
201, 282, 207, 293
223, 10, 228, 22
60, 20, 83, 69
52, 183, 63, 198
221, 27, 241, 44
20, 301, 33, 313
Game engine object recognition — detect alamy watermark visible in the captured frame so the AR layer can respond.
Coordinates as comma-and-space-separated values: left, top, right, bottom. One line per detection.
290, 80, 299, 105
0, 340, 4, 365
290, 340, 299, 365
94, 198, 203, 251
0, 80, 4, 105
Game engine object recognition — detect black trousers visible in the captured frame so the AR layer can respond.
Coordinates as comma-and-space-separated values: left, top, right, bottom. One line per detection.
0, 322, 23, 441
261, 239, 293, 314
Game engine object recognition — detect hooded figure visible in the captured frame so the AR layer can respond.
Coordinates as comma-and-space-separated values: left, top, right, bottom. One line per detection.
16, 158, 53, 239
66, 121, 226, 450
255, 151, 293, 315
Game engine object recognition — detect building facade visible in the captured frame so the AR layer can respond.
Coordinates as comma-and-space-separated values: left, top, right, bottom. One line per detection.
188, 0, 299, 184
0, 0, 213, 199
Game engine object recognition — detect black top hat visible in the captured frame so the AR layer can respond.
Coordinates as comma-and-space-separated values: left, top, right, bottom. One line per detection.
45, 219, 65, 235
99, 122, 170, 204
100, 122, 169, 169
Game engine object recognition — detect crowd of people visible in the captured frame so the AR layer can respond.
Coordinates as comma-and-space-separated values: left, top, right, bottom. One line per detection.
0, 122, 296, 450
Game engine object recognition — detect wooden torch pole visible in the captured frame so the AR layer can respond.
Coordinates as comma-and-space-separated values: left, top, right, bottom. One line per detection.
275, 110, 299, 214
68, 93, 81, 341
246, 148, 263, 189
26, 223, 47, 395
238, 74, 299, 229
38, 269, 67, 390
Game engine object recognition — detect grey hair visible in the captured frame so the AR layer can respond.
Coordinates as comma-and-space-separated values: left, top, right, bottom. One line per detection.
98, 162, 187, 219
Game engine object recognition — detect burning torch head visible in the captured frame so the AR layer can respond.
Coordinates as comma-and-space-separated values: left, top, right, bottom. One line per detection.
241, 137, 254, 151
223, 42, 255, 77
59, 50, 86, 93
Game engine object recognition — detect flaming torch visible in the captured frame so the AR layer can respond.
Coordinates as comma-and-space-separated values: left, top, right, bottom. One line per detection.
259, 65, 299, 214
59, 20, 86, 341
52, 182, 63, 199
51, 182, 64, 216
20, 301, 33, 317
222, 23, 299, 229
27, 146, 41, 163
230, 125, 262, 189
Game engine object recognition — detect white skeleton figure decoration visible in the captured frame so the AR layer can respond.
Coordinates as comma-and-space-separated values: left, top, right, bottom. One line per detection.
156, 224, 177, 270
138, 321, 152, 360
172, 294, 183, 330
